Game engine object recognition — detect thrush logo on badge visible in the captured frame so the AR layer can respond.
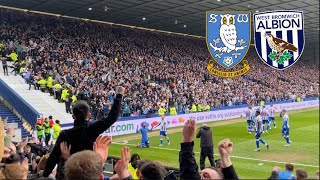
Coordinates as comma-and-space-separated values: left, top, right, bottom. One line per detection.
254, 10, 305, 70
206, 11, 251, 78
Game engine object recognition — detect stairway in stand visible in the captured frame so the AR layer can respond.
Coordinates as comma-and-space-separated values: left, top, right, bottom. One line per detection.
0, 101, 29, 138
0, 63, 73, 126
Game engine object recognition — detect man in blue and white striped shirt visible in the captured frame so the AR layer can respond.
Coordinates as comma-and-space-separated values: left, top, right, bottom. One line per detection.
245, 105, 255, 134
268, 105, 276, 129
254, 110, 269, 151
281, 110, 291, 146
154, 115, 170, 146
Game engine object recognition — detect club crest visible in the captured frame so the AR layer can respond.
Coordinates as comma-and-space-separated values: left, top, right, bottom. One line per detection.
206, 11, 251, 77
254, 10, 305, 70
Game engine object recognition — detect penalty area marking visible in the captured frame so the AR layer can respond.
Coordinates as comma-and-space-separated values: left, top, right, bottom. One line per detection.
112, 141, 319, 168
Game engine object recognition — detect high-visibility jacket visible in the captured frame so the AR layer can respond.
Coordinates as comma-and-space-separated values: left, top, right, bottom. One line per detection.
169, 107, 177, 115
205, 105, 211, 111
43, 122, 51, 134
158, 107, 166, 116
47, 76, 53, 88
260, 101, 265, 106
197, 104, 203, 112
72, 95, 77, 103
37, 79, 47, 89
6, 52, 18, 62
61, 89, 69, 101
19, 67, 26, 73
297, 97, 301, 102
52, 124, 61, 140
36, 124, 44, 136
191, 105, 197, 113
53, 84, 62, 89
128, 163, 138, 179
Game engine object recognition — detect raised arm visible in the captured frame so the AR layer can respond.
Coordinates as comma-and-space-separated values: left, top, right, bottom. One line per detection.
88, 87, 125, 140
196, 127, 202, 138
218, 139, 239, 180
179, 119, 201, 179
43, 132, 64, 177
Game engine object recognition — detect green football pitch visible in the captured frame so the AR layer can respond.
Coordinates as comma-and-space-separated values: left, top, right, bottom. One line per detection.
109, 107, 319, 179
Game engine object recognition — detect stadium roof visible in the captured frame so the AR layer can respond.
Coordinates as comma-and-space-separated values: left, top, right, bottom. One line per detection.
0, 0, 319, 41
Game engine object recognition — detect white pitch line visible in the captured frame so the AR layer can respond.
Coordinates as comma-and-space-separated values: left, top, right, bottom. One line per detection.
112, 142, 319, 168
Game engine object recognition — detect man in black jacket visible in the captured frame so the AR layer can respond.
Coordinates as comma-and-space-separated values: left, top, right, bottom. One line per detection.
196, 124, 215, 170
43, 86, 125, 179
179, 119, 239, 179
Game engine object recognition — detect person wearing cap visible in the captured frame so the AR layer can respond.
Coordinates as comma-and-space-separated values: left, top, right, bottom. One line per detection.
196, 124, 215, 170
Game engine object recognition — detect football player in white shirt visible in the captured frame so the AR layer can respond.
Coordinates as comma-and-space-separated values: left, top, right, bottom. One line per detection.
268, 105, 276, 129
245, 105, 255, 134
261, 106, 269, 133
281, 110, 291, 146
154, 115, 170, 146
254, 110, 269, 151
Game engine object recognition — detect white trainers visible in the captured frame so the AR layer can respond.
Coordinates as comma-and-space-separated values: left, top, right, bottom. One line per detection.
168, 142, 170, 145
159, 144, 163, 147
249, 132, 252, 134
284, 144, 291, 147
254, 148, 261, 151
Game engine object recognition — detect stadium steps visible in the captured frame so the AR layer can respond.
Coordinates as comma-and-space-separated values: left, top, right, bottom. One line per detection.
0, 102, 29, 138
0, 64, 74, 125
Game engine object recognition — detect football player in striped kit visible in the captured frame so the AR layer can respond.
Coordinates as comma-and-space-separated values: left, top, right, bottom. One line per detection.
261, 106, 269, 133
254, 110, 269, 151
268, 104, 276, 129
245, 105, 255, 134
281, 110, 291, 146
154, 115, 170, 146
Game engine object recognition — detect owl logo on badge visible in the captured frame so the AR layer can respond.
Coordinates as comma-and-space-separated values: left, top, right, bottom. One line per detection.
206, 11, 251, 77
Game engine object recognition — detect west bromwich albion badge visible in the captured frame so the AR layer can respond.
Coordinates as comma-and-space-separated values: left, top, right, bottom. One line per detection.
254, 10, 305, 70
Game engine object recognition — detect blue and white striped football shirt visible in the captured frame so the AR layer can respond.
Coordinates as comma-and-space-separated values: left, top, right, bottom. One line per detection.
245, 108, 254, 120
261, 108, 268, 120
282, 114, 290, 129
268, 107, 275, 117
159, 120, 167, 132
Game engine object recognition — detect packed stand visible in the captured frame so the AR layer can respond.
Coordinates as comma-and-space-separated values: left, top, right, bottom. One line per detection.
0, 9, 319, 120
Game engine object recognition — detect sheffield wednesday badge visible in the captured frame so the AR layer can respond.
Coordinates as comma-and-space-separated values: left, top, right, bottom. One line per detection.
206, 11, 251, 77
254, 10, 305, 70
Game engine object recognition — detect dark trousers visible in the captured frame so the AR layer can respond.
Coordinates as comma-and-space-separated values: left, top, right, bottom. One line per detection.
45, 133, 51, 146
3, 65, 8, 75
28, 81, 37, 90
65, 101, 71, 114
200, 147, 215, 170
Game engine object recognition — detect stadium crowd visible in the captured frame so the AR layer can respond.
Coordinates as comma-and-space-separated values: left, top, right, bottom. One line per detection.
0, 95, 316, 180
1, 9, 319, 120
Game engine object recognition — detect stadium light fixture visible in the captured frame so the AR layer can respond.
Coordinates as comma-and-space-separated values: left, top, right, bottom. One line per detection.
256, 10, 259, 12
217, 0, 221, 2
142, 17, 146, 21
183, 24, 187, 28
88, 8, 92, 11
